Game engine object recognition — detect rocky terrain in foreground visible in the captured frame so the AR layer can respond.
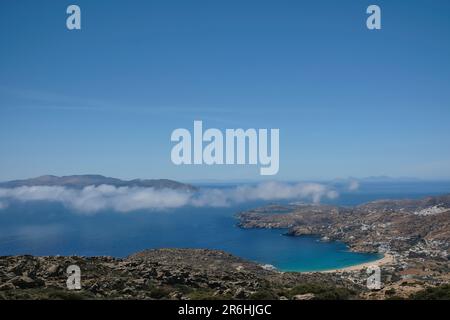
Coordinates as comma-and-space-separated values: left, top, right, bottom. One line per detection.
0, 249, 449, 300
237, 194, 450, 298
1, 249, 364, 300
0, 248, 448, 300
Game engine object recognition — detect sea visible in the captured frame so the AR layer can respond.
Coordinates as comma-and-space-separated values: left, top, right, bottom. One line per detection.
0, 180, 449, 272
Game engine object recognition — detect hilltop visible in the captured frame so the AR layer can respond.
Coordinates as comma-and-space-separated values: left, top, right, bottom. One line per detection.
0, 175, 196, 191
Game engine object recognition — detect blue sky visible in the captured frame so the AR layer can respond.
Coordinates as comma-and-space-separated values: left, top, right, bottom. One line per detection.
1, 0, 450, 182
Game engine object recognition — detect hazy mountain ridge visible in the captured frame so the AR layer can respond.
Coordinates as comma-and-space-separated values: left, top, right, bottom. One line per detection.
0, 175, 196, 191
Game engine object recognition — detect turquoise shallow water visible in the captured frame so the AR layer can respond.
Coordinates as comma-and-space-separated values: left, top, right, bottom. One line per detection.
0, 201, 382, 272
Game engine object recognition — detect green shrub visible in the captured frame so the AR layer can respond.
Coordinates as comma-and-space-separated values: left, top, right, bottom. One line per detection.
286, 283, 355, 300
249, 289, 278, 300
385, 288, 396, 295
411, 284, 450, 300
148, 286, 171, 299
187, 289, 226, 300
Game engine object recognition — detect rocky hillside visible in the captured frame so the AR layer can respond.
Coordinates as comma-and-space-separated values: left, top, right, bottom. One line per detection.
236, 194, 450, 299
237, 194, 450, 255
0, 249, 362, 300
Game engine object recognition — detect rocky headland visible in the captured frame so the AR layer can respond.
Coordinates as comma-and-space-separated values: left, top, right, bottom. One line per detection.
237, 194, 450, 298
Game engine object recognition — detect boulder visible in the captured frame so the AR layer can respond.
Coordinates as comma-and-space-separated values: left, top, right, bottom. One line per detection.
292, 293, 315, 300
11, 276, 45, 289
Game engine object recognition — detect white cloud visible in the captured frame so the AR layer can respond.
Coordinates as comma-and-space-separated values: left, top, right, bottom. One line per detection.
348, 180, 360, 191
0, 185, 192, 213
0, 182, 338, 213
196, 182, 339, 205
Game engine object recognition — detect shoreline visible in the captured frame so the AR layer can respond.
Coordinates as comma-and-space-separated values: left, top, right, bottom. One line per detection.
317, 253, 395, 273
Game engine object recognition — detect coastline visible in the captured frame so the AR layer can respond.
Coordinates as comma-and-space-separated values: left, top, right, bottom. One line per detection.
318, 253, 395, 273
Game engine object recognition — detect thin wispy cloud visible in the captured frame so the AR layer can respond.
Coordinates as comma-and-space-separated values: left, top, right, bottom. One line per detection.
0, 86, 319, 119
0, 182, 338, 213
348, 180, 360, 191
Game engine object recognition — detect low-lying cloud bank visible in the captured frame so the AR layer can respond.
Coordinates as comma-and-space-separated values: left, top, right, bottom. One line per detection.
348, 180, 360, 191
0, 182, 338, 213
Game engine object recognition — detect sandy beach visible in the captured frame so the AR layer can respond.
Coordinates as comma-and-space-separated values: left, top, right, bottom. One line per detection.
320, 253, 395, 273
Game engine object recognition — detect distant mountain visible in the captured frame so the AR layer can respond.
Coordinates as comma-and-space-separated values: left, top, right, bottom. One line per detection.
0, 175, 196, 191
356, 176, 422, 183
331, 176, 422, 184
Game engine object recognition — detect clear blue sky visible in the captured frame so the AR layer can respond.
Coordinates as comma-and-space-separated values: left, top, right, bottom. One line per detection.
1, 0, 450, 181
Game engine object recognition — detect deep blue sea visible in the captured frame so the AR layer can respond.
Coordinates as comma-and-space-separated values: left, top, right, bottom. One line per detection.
0, 181, 449, 272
